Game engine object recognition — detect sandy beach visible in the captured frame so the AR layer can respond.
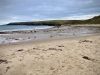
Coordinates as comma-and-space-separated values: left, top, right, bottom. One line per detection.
0, 25, 100, 75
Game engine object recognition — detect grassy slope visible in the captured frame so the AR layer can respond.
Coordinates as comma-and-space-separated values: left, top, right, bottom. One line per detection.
7, 15, 100, 26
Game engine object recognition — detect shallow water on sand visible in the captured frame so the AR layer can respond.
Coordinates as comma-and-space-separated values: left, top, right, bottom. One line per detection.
0, 26, 100, 44
0, 25, 53, 31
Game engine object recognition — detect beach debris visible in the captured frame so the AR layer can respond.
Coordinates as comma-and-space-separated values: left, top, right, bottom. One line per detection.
82, 56, 91, 60
48, 48, 62, 51
5, 66, 10, 73
0, 59, 8, 64
42, 49, 47, 51
34, 36, 36, 38
57, 45, 64, 47
50, 67, 55, 70
48, 48, 57, 50
28, 37, 30, 39
79, 40, 92, 43
33, 47, 39, 50
17, 49, 24, 51
58, 49, 62, 51
68, 28, 70, 29
14, 38, 19, 40
62, 66, 65, 67
50, 35, 53, 37
33, 47, 41, 50
33, 47, 37, 49
54, 30, 57, 31
2, 41, 5, 43
73, 33, 75, 35
34, 30, 36, 33
33, 48, 36, 49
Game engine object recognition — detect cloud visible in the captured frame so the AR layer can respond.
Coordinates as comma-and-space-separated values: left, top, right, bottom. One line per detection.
60, 13, 100, 20
0, 0, 100, 24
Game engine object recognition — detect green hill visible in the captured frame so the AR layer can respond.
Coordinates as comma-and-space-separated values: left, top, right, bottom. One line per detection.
7, 15, 100, 26
86, 15, 100, 24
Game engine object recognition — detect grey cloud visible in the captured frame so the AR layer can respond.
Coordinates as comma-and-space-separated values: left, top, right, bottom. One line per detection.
0, 0, 100, 24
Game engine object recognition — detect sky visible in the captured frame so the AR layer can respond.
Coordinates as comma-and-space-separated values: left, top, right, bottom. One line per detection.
0, 0, 100, 24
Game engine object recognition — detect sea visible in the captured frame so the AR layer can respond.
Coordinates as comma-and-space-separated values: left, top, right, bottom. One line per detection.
0, 25, 53, 31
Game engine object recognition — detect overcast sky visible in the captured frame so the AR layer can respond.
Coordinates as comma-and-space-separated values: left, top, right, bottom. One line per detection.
0, 0, 100, 24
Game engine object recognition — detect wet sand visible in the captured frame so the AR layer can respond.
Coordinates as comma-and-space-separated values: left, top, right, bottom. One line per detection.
0, 25, 100, 75
0, 25, 100, 44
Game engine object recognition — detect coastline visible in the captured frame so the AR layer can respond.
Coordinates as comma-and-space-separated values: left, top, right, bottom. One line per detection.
0, 25, 100, 44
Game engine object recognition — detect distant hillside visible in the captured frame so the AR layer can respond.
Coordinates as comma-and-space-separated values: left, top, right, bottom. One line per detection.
7, 15, 100, 26
86, 15, 100, 24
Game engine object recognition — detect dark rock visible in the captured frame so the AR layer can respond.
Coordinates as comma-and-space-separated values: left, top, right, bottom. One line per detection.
50, 35, 53, 37
28, 37, 30, 39
34, 31, 36, 33
58, 45, 64, 47
0, 32, 8, 34
17, 49, 23, 51
82, 56, 91, 60
15, 39, 19, 40
34, 36, 36, 38
33, 48, 36, 49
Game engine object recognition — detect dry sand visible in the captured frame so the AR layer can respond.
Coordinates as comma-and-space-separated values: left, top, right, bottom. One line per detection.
0, 34, 100, 75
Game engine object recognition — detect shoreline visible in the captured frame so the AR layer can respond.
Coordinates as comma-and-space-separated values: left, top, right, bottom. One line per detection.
0, 33, 100, 46
0, 25, 100, 44
1, 24, 100, 34
0, 25, 54, 33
